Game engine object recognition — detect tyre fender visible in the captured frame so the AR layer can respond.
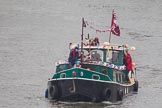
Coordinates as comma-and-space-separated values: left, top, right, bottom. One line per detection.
134, 81, 139, 92
117, 89, 123, 101
103, 88, 111, 101
48, 85, 58, 99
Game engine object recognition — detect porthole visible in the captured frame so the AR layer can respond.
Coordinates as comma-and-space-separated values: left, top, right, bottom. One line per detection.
92, 74, 100, 80
102, 69, 107, 74
60, 73, 66, 78
80, 71, 84, 77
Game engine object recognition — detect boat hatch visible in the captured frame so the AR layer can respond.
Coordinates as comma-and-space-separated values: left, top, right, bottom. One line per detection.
56, 64, 71, 72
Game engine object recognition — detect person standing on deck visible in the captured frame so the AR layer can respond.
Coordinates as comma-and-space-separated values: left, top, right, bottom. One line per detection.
93, 37, 100, 46
124, 48, 133, 82
68, 47, 79, 67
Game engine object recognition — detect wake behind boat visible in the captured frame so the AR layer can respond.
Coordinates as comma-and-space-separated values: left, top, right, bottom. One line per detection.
45, 10, 138, 102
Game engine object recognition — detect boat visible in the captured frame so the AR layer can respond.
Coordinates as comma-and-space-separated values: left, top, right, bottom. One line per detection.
45, 12, 139, 102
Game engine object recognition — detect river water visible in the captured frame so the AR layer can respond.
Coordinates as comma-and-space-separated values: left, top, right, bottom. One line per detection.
0, 0, 162, 108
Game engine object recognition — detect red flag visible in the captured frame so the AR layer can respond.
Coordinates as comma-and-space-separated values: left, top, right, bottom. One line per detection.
111, 10, 120, 36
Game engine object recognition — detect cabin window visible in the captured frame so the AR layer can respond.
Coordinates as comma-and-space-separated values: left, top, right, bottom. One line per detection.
81, 49, 103, 62
116, 73, 121, 82
90, 50, 102, 61
118, 73, 122, 82
112, 51, 119, 63
120, 74, 123, 83
116, 73, 118, 82
60, 73, 66, 78
92, 74, 100, 80
107, 51, 119, 63
113, 71, 116, 81
122, 74, 125, 82
82, 64, 95, 71
113, 70, 124, 83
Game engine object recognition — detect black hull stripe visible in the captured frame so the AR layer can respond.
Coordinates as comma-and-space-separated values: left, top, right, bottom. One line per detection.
49, 77, 134, 87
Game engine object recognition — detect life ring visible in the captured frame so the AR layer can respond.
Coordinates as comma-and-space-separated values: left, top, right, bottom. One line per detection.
48, 85, 58, 99
117, 89, 123, 101
103, 88, 111, 101
133, 81, 139, 92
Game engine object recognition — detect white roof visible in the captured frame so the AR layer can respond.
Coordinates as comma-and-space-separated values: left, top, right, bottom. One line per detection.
82, 45, 126, 51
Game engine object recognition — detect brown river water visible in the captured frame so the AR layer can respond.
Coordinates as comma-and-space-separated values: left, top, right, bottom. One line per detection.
0, 0, 162, 108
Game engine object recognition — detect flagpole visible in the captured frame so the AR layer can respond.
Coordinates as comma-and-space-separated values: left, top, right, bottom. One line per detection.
109, 9, 114, 43
81, 17, 84, 63
109, 30, 112, 43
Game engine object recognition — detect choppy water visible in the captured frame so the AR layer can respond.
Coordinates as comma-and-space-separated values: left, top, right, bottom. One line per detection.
0, 0, 162, 108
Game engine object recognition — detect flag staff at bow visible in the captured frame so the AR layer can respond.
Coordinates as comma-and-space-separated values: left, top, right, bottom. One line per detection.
81, 18, 86, 63
109, 10, 120, 43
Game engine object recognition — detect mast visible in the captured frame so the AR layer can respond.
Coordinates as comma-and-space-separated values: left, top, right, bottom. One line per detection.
109, 9, 114, 43
81, 18, 84, 63
108, 30, 112, 43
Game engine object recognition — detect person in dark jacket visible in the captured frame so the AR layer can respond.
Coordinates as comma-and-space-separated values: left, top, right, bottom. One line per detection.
68, 47, 79, 67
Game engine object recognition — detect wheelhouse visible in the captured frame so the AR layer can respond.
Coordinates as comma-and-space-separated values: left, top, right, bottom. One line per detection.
80, 45, 125, 66
54, 44, 129, 82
